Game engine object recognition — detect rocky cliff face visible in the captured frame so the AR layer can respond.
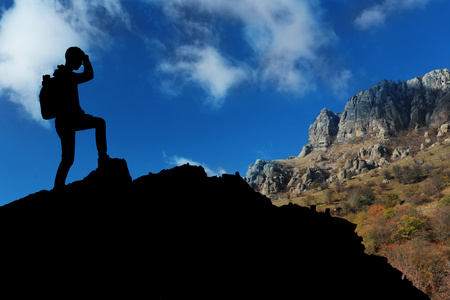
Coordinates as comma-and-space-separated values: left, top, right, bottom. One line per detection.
307, 68, 450, 151
0, 161, 428, 299
308, 108, 341, 151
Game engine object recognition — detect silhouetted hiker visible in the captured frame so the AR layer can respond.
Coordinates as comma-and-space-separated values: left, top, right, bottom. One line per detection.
52, 47, 110, 189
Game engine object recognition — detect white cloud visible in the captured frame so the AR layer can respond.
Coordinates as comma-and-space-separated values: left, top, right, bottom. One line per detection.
354, 0, 429, 30
154, 0, 344, 101
163, 153, 226, 177
329, 69, 353, 97
159, 46, 248, 108
0, 0, 129, 126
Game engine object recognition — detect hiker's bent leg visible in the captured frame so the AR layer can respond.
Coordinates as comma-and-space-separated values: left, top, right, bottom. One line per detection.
54, 128, 75, 188
76, 115, 107, 158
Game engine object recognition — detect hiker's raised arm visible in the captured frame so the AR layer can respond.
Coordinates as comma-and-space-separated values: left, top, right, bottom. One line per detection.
75, 54, 94, 84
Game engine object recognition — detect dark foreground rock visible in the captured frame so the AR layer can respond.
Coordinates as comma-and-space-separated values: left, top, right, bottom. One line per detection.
0, 159, 429, 299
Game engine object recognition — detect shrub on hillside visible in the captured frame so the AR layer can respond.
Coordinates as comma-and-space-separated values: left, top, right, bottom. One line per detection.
405, 194, 430, 206
340, 200, 353, 215
397, 215, 427, 239
403, 165, 425, 184
324, 189, 334, 205
423, 172, 446, 198
392, 164, 425, 184
348, 187, 376, 211
383, 207, 397, 220
430, 206, 450, 243
382, 193, 400, 208
334, 180, 344, 194
382, 169, 393, 180
391, 165, 403, 181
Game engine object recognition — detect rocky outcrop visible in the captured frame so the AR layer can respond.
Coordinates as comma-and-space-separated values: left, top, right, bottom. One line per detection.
245, 160, 330, 195
298, 108, 340, 156
295, 166, 329, 191
391, 147, 411, 160
245, 159, 292, 195
298, 144, 313, 158
308, 108, 340, 151
301, 69, 450, 154
0, 162, 429, 299
336, 158, 379, 181
247, 160, 331, 196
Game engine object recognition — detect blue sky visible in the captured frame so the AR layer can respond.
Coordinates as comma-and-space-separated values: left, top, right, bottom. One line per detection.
1, 0, 449, 204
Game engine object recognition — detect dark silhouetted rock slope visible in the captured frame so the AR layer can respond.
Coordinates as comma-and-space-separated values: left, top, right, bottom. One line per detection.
0, 160, 429, 299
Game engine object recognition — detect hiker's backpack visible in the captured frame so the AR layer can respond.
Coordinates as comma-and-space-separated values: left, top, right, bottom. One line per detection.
39, 74, 60, 120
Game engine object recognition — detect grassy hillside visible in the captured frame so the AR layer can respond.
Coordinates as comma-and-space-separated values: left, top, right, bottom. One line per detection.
269, 130, 450, 299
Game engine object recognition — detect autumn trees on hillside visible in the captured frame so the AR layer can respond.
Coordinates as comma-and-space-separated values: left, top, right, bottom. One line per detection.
319, 160, 450, 299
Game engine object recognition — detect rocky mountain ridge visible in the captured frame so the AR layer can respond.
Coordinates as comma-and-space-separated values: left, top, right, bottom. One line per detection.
246, 69, 450, 197
307, 68, 450, 155
0, 160, 429, 299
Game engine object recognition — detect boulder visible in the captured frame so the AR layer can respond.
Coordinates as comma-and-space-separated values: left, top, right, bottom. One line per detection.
391, 147, 411, 160
369, 144, 388, 160
437, 123, 449, 137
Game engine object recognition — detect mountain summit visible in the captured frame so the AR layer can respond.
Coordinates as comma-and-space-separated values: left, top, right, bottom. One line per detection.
0, 160, 428, 299
305, 68, 450, 155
